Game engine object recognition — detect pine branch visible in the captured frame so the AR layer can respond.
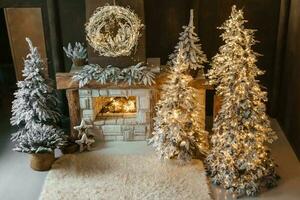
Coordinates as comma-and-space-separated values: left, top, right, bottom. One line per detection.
72, 63, 157, 87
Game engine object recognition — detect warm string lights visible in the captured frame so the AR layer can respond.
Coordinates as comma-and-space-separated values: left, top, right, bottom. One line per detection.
205, 5, 279, 197
149, 49, 209, 162
167, 9, 207, 76
98, 97, 137, 114
85, 5, 144, 57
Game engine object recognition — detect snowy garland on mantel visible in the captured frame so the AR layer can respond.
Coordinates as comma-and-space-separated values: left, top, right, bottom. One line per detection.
72, 63, 157, 88
86, 5, 144, 57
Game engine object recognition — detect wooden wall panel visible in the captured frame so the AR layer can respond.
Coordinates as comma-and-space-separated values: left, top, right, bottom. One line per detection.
278, 0, 300, 159
57, 0, 86, 72
144, 0, 281, 115
4, 7, 48, 80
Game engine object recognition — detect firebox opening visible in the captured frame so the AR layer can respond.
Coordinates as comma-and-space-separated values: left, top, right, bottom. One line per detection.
93, 96, 137, 119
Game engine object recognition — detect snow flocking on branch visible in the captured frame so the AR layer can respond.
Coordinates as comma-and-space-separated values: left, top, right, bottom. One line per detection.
63, 42, 87, 60
10, 38, 66, 154
72, 63, 157, 88
205, 5, 279, 197
149, 49, 209, 163
168, 9, 208, 74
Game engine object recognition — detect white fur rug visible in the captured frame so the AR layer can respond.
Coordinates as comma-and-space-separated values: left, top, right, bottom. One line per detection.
40, 152, 211, 200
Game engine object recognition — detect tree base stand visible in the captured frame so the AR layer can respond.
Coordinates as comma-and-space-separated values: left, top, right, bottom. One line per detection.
60, 143, 79, 154
30, 152, 55, 171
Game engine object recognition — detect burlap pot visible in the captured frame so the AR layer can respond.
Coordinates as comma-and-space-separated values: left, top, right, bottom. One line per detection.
30, 152, 55, 171
72, 59, 86, 67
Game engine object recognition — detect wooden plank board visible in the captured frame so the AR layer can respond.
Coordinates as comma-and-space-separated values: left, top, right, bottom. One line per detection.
66, 89, 81, 141
213, 95, 222, 120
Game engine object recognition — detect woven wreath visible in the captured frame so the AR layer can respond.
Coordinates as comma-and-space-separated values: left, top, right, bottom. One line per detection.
86, 5, 144, 57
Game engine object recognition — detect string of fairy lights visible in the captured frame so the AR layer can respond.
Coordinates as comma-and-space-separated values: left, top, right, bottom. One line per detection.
85, 4, 144, 58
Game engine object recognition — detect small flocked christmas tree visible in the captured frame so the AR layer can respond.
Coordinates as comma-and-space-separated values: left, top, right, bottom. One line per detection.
10, 38, 65, 153
205, 6, 279, 197
150, 49, 209, 162
168, 9, 207, 76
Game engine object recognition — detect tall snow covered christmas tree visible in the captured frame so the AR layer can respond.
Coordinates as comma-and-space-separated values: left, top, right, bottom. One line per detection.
150, 49, 209, 162
10, 38, 65, 153
205, 6, 279, 197
168, 9, 207, 76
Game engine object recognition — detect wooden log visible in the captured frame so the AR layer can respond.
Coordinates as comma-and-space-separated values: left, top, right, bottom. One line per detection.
197, 88, 206, 129
213, 94, 222, 120
66, 89, 81, 141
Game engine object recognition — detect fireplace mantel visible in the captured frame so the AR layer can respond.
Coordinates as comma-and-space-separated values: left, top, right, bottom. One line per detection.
55, 72, 213, 90
55, 72, 215, 140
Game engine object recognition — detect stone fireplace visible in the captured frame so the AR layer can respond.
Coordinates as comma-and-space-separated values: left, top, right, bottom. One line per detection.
79, 88, 155, 141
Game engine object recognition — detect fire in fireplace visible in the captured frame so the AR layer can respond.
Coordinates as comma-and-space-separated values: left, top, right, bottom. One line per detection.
79, 89, 154, 141
93, 96, 137, 119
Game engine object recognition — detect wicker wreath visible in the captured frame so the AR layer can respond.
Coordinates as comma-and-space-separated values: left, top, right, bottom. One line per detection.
85, 5, 144, 57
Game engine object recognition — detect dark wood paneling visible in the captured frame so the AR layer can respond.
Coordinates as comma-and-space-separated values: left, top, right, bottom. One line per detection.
278, 0, 300, 159
145, 0, 197, 64
0, 9, 12, 64
4, 7, 48, 80
271, 0, 291, 117
57, 0, 86, 71
0, 0, 63, 80
145, 0, 281, 115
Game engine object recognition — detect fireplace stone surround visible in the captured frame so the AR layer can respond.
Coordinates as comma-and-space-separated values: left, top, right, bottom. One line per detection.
55, 72, 215, 143
79, 88, 156, 141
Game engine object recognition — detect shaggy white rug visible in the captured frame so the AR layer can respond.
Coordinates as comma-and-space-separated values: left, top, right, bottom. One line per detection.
40, 152, 211, 200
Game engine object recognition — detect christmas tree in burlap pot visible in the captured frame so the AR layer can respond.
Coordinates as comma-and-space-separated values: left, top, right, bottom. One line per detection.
168, 9, 207, 76
205, 6, 279, 197
149, 49, 209, 163
10, 38, 65, 154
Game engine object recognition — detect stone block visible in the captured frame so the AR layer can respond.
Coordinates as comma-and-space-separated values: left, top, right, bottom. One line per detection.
104, 118, 117, 124
136, 111, 150, 124
133, 135, 146, 141
79, 98, 87, 109
116, 136, 124, 141
134, 125, 146, 133
99, 89, 108, 96
131, 89, 150, 97
79, 89, 91, 97
122, 125, 134, 132
92, 89, 100, 97
103, 135, 116, 141
116, 118, 124, 124
124, 117, 136, 124
82, 115, 92, 121
101, 125, 121, 133
83, 109, 93, 115
86, 98, 92, 109
80, 98, 92, 109
93, 120, 105, 126
108, 89, 127, 96
139, 96, 150, 110
123, 130, 134, 141
134, 131, 146, 135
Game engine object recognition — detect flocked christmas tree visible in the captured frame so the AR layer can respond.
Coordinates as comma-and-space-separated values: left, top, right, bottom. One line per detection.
10, 38, 65, 153
168, 9, 207, 76
149, 49, 209, 162
205, 6, 279, 197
